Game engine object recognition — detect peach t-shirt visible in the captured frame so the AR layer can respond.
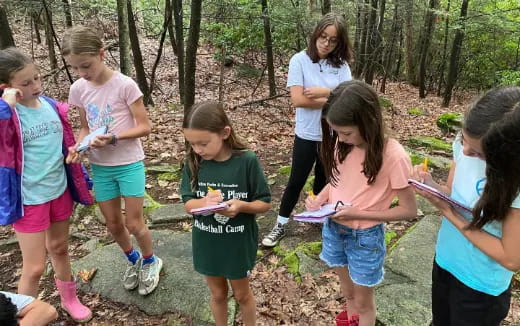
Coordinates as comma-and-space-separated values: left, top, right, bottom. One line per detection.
68, 72, 145, 166
328, 138, 411, 229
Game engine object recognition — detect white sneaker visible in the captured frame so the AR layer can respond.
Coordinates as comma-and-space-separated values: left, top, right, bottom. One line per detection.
138, 257, 163, 295
122, 257, 141, 290
262, 223, 286, 247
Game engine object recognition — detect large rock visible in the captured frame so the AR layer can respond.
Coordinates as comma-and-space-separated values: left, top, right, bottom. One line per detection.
375, 216, 441, 325
149, 204, 191, 225
73, 230, 236, 325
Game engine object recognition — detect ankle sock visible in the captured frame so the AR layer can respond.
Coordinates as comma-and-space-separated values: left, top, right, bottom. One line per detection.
276, 215, 289, 225
142, 254, 155, 265
124, 248, 140, 265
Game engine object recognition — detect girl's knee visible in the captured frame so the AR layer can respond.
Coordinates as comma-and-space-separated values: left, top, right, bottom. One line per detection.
23, 264, 45, 280
233, 289, 253, 305
106, 220, 126, 235
352, 299, 375, 314
210, 291, 228, 304
46, 240, 68, 257
126, 219, 147, 237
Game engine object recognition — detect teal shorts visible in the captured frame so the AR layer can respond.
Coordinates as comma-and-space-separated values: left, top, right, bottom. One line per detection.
90, 161, 145, 202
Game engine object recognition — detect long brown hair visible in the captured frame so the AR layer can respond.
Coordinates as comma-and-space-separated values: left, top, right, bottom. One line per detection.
306, 13, 354, 67
464, 86, 520, 229
0, 48, 33, 85
321, 80, 385, 186
182, 102, 247, 190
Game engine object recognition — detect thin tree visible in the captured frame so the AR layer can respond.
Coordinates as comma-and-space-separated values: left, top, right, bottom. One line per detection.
32, 10, 42, 44
404, 0, 416, 85
184, 0, 202, 114
364, 0, 385, 85
437, 0, 451, 96
261, 0, 276, 96
355, 0, 370, 77
127, 0, 153, 106
117, 0, 132, 75
418, 0, 439, 98
150, 1, 173, 94
43, 8, 58, 71
322, 0, 331, 14
173, 0, 185, 105
381, 0, 400, 93
0, 4, 16, 49
62, 0, 72, 27
165, 0, 178, 56
442, 0, 469, 107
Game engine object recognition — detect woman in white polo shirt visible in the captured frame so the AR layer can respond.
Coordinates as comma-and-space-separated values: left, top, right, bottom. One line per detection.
262, 13, 354, 247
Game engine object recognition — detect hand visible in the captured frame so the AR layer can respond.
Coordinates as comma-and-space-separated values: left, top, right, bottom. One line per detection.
1, 87, 23, 107
65, 144, 81, 164
204, 189, 222, 206
303, 86, 329, 99
410, 164, 434, 186
89, 134, 113, 148
305, 194, 325, 211
332, 205, 361, 221
220, 199, 244, 218
414, 187, 452, 214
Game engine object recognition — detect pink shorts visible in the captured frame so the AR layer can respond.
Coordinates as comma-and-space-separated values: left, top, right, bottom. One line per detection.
13, 189, 74, 233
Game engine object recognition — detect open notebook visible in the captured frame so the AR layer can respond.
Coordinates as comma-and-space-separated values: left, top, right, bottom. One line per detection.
294, 203, 349, 223
190, 203, 229, 215
408, 179, 472, 214
77, 126, 108, 152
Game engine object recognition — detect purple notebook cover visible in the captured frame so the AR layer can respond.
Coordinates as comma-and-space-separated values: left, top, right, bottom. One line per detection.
408, 179, 472, 213
190, 203, 229, 215
294, 204, 338, 223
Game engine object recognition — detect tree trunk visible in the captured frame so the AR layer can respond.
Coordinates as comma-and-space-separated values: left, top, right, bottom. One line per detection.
322, 0, 331, 14
150, 1, 172, 94
32, 11, 42, 44
381, 0, 400, 93
418, 0, 439, 98
364, 0, 385, 85
404, 0, 416, 85
173, 0, 185, 105
442, 0, 469, 107
355, 0, 370, 77
353, 0, 363, 66
183, 0, 202, 114
0, 4, 15, 49
437, 0, 451, 96
165, 0, 178, 56
127, 0, 153, 106
261, 0, 276, 96
62, 0, 73, 27
117, 0, 132, 75
43, 9, 57, 71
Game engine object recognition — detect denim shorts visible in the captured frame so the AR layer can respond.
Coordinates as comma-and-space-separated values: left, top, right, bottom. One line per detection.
320, 219, 386, 287
90, 161, 145, 202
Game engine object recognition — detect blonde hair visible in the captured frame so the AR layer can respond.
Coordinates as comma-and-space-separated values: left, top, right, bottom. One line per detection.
62, 26, 103, 56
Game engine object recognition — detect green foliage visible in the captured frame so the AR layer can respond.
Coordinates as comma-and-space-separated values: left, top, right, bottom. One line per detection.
235, 63, 263, 78
379, 97, 393, 108
436, 113, 463, 134
408, 136, 452, 153
157, 172, 181, 182
498, 70, 520, 86
277, 165, 291, 175
409, 153, 425, 166
385, 231, 397, 246
408, 108, 423, 115
303, 175, 314, 192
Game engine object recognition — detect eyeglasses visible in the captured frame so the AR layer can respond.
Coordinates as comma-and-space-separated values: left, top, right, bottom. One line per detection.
318, 34, 338, 46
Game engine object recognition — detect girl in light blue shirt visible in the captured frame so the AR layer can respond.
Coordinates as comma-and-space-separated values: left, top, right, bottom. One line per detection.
411, 86, 520, 326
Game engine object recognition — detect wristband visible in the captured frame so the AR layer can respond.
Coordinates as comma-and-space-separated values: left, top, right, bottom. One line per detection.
109, 132, 118, 145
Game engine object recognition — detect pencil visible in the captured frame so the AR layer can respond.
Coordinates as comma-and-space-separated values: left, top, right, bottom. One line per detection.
423, 157, 429, 172
307, 190, 316, 199
207, 186, 216, 192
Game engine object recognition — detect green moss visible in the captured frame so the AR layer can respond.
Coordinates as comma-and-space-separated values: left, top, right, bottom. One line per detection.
281, 251, 300, 275
272, 241, 322, 280
158, 171, 181, 182
144, 192, 163, 215
277, 165, 291, 175
300, 242, 322, 257
390, 196, 399, 208
436, 113, 463, 134
379, 97, 393, 108
303, 175, 315, 192
236, 64, 262, 78
257, 250, 264, 258
385, 231, 397, 246
409, 152, 424, 166
408, 108, 423, 115
408, 136, 452, 153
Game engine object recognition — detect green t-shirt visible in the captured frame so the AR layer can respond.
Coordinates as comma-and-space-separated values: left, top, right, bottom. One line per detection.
180, 150, 271, 279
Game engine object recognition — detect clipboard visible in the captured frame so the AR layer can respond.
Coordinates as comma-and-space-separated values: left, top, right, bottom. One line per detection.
77, 126, 109, 152
294, 201, 350, 223
190, 203, 229, 215
408, 179, 472, 214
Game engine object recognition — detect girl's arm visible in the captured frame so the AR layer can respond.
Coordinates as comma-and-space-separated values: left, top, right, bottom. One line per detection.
440, 202, 520, 271
183, 190, 223, 213
411, 161, 455, 195
305, 184, 330, 211
67, 107, 90, 163
221, 199, 271, 217
290, 86, 327, 109
334, 186, 418, 221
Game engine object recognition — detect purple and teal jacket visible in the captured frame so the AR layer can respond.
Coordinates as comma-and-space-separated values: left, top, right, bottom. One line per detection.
0, 96, 93, 225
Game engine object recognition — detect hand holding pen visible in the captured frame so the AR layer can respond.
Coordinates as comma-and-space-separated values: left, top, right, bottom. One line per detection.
305, 190, 325, 211
205, 186, 223, 206
411, 157, 434, 186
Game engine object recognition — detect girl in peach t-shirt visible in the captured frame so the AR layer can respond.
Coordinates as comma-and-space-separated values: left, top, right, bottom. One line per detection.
305, 80, 417, 325
62, 26, 162, 296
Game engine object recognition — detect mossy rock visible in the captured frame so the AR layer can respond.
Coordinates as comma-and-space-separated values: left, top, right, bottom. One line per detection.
235, 64, 262, 78
379, 97, 393, 108
405, 146, 452, 170
277, 165, 291, 175
436, 112, 463, 134
408, 108, 423, 115
146, 164, 180, 174
303, 175, 315, 192
273, 241, 323, 280
408, 137, 452, 154
157, 171, 181, 182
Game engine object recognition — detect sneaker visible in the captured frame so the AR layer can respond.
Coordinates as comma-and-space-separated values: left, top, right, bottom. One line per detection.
122, 257, 142, 290
261, 223, 286, 247
138, 256, 163, 295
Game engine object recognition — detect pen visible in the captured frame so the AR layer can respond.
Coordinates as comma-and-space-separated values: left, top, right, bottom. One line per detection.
423, 157, 428, 172
207, 186, 216, 193
307, 190, 316, 199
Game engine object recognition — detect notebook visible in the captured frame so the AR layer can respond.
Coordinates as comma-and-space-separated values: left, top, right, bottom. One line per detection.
294, 203, 345, 223
408, 179, 472, 214
77, 126, 109, 152
190, 203, 229, 215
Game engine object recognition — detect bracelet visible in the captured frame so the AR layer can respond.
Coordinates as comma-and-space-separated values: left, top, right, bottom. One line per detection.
109, 132, 118, 145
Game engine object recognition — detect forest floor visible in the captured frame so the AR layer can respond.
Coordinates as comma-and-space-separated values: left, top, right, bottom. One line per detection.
0, 23, 519, 325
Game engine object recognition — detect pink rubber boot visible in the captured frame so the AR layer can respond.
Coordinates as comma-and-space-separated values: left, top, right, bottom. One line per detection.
55, 277, 92, 323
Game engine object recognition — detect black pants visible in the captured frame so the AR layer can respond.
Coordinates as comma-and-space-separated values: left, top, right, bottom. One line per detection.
278, 135, 326, 218
431, 261, 511, 326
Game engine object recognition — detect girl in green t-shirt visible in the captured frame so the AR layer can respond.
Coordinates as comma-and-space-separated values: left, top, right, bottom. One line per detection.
180, 101, 271, 326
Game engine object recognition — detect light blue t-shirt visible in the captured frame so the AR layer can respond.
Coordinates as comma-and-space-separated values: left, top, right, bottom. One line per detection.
286, 51, 352, 141
0, 291, 34, 312
435, 136, 520, 296
16, 97, 67, 205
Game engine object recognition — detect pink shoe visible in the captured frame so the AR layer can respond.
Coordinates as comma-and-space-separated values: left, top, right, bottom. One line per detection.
55, 277, 92, 323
